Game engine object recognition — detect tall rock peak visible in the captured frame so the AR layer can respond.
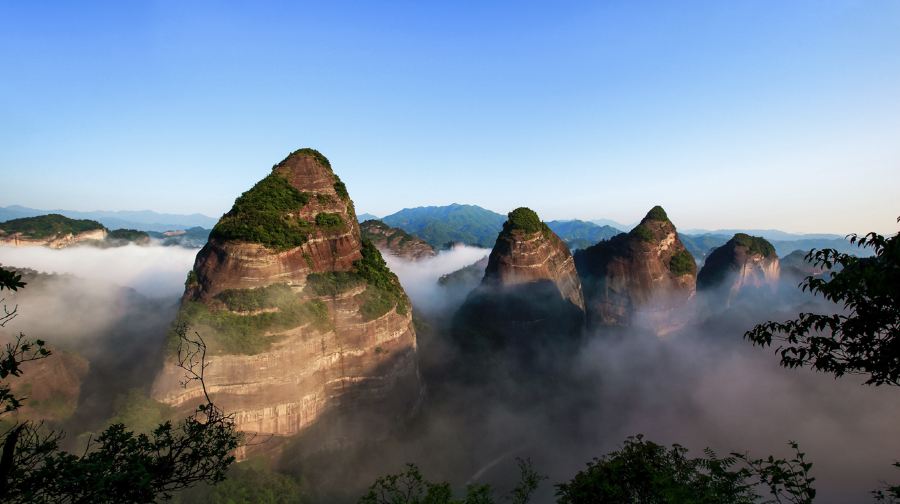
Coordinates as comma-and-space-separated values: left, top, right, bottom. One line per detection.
452, 207, 585, 372
153, 148, 421, 449
697, 233, 780, 298
575, 205, 696, 330
483, 207, 584, 311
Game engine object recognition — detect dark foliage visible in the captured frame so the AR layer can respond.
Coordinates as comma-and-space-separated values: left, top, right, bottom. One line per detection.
669, 249, 697, 276
107, 229, 150, 242
314, 212, 345, 230
745, 221, 900, 385
732, 233, 777, 258
0, 319, 239, 503
503, 207, 546, 236
556, 436, 815, 504
357, 458, 541, 504
210, 172, 311, 251
644, 205, 669, 222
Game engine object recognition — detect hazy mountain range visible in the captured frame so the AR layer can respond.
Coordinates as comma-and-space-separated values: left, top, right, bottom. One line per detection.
0, 205, 218, 232
3, 203, 867, 258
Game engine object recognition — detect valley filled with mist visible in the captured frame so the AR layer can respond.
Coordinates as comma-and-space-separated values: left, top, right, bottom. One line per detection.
1, 150, 897, 504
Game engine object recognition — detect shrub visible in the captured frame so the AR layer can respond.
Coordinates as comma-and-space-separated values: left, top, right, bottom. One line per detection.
210, 172, 311, 251
215, 284, 296, 312
315, 212, 344, 230
732, 233, 776, 258
173, 286, 331, 355
333, 175, 350, 201
669, 249, 697, 276
645, 205, 669, 222
630, 225, 655, 243
306, 239, 408, 321
504, 207, 547, 235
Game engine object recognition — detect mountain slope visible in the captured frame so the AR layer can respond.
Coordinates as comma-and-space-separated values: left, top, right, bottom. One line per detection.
360, 219, 436, 260
574, 206, 696, 330
381, 204, 505, 248
151, 148, 421, 446
0, 205, 217, 232
546, 220, 622, 250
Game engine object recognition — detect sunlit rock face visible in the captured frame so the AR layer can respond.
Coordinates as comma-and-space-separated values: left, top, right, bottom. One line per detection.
359, 219, 436, 261
452, 208, 585, 372
574, 206, 697, 332
0, 229, 108, 249
697, 233, 781, 304
152, 149, 421, 446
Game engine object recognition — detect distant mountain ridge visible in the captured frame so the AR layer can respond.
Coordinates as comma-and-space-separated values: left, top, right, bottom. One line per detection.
381, 204, 506, 248
0, 205, 217, 232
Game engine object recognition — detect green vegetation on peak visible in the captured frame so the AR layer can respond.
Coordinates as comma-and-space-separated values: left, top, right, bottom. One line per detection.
503, 207, 547, 235
732, 233, 777, 258
630, 225, 655, 243
279, 147, 332, 171
0, 214, 105, 239
209, 172, 312, 251
630, 206, 674, 242
644, 205, 669, 222
668, 249, 697, 276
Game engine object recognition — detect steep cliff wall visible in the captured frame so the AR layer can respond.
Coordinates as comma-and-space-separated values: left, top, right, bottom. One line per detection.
152, 149, 421, 443
482, 208, 584, 311
452, 208, 585, 366
697, 233, 780, 302
574, 206, 696, 330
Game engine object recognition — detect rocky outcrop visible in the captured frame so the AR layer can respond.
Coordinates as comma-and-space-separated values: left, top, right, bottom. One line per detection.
360, 220, 436, 261
574, 206, 696, 330
0, 214, 108, 249
452, 208, 585, 366
482, 208, 584, 311
697, 233, 780, 301
780, 249, 827, 280
0, 228, 108, 249
151, 149, 421, 445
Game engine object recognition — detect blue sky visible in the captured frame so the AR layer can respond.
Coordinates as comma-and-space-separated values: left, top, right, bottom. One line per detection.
1, 1, 898, 233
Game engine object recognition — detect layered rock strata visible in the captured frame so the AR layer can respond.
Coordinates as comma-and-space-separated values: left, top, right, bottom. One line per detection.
697, 233, 781, 302
574, 206, 697, 330
152, 149, 421, 443
360, 219, 436, 261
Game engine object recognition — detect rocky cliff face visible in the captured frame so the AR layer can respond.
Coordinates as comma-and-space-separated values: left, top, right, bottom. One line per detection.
482, 208, 584, 311
360, 219, 436, 261
452, 208, 585, 367
152, 149, 421, 444
0, 228, 108, 249
697, 233, 780, 301
574, 206, 696, 330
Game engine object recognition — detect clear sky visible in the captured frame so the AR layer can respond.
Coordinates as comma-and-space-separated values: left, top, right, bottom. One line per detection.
1, 1, 898, 234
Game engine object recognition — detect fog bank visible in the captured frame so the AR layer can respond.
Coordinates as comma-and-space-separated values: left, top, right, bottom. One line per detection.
0, 244, 197, 298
